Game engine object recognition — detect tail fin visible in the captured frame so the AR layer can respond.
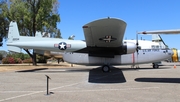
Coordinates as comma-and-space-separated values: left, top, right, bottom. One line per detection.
7, 21, 20, 43
7, 21, 21, 53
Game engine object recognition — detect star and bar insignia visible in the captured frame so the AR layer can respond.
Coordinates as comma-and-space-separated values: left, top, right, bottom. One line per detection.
99, 35, 116, 42
54, 42, 71, 50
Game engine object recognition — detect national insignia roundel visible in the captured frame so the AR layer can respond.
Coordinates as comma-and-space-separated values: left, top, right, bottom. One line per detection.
58, 42, 67, 50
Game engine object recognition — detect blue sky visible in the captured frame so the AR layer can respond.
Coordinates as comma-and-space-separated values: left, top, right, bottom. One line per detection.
58, 0, 180, 49
1, 0, 180, 51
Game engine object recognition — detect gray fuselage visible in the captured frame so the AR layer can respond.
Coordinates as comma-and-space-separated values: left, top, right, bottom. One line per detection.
63, 49, 173, 65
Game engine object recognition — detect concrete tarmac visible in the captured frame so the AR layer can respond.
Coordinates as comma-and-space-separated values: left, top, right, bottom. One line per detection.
0, 63, 180, 102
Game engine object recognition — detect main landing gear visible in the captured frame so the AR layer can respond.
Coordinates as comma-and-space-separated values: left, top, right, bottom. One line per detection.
152, 63, 159, 69
102, 65, 110, 72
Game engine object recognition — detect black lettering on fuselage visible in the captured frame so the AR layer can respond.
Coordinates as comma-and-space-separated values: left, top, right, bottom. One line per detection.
142, 49, 160, 52
13, 38, 19, 41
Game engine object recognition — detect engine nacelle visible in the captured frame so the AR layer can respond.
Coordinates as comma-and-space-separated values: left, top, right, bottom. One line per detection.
78, 41, 137, 58
121, 42, 136, 54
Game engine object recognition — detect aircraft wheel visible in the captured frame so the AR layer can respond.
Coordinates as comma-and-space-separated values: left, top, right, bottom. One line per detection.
153, 64, 159, 69
102, 65, 110, 72
136, 65, 140, 69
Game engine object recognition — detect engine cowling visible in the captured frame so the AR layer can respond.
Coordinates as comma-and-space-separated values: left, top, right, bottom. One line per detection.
121, 42, 136, 54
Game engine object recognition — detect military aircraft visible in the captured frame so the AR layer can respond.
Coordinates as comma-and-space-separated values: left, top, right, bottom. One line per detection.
138, 29, 180, 62
7, 18, 173, 72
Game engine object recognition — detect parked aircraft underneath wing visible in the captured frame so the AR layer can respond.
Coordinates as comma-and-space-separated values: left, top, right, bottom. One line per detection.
138, 28, 180, 62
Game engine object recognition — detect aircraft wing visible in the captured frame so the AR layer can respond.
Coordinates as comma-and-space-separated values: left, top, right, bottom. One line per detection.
75, 18, 128, 58
138, 29, 180, 34
83, 18, 127, 47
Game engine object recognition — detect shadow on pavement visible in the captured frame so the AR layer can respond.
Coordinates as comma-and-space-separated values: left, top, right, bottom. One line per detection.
16, 68, 48, 72
135, 78, 180, 83
88, 67, 126, 83
118, 67, 171, 71
16, 66, 174, 84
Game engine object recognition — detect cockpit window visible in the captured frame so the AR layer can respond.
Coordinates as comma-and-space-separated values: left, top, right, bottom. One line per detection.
152, 45, 155, 49
152, 45, 160, 49
156, 46, 159, 49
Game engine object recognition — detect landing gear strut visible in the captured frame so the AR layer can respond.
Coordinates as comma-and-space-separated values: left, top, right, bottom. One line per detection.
102, 65, 110, 72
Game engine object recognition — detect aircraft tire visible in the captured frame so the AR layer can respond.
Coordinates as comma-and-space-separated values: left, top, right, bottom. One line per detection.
153, 64, 159, 69
102, 65, 110, 72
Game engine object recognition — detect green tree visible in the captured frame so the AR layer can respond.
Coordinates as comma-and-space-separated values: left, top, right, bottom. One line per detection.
55, 29, 62, 38
0, 53, 3, 60
0, 50, 7, 58
1, 0, 61, 65
0, 0, 9, 45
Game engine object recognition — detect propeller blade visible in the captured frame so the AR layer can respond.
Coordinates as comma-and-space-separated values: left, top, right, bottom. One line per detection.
136, 32, 139, 67
136, 33, 139, 53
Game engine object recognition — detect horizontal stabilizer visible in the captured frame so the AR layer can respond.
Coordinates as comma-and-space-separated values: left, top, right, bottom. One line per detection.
7, 46, 21, 53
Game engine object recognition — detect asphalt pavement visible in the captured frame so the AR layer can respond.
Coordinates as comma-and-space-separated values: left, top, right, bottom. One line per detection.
0, 63, 180, 102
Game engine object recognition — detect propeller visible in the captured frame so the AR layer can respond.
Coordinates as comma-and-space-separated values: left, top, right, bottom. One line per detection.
136, 32, 139, 54
135, 32, 140, 68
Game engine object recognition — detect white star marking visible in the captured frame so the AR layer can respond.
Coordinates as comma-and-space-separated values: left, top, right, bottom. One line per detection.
59, 43, 66, 50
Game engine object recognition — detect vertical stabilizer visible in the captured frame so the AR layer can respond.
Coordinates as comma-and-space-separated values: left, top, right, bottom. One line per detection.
7, 21, 21, 53
7, 21, 20, 43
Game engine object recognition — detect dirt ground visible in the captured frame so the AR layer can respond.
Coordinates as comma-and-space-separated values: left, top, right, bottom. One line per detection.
0, 63, 72, 72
